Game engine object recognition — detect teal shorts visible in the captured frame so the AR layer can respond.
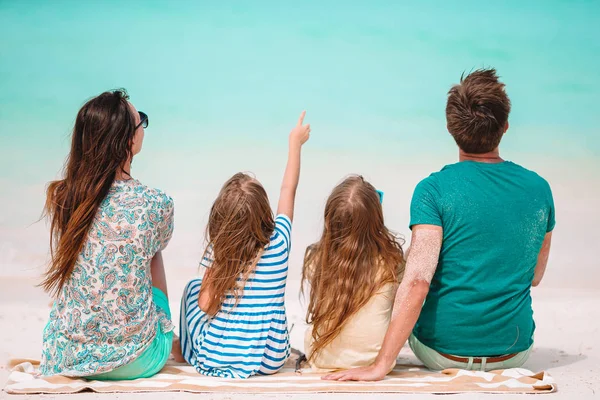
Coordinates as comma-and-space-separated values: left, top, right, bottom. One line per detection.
90, 287, 173, 381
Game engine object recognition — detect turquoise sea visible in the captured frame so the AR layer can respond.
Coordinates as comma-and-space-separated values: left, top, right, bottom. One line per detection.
1, 1, 598, 287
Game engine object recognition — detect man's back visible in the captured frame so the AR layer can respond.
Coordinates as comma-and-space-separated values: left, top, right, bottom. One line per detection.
410, 161, 555, 356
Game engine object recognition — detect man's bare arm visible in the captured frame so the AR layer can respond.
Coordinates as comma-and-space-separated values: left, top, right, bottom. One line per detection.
323, 225, 443, 381
532, 231, 552, 287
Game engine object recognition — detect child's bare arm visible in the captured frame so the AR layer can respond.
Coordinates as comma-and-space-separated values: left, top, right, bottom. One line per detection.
276, 111, 310, 222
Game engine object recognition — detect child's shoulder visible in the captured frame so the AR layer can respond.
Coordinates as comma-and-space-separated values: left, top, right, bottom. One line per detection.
260, 217, 292, 261
265, 230, 288, 254
271, 214, 292, 246
274, 213, 292, 228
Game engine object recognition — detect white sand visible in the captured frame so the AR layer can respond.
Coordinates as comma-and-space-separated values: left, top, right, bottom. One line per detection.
1, 152, 599, 398
1, 276, 599, 399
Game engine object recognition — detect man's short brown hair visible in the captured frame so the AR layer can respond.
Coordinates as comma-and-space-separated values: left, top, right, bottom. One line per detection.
446, 68, 511, 154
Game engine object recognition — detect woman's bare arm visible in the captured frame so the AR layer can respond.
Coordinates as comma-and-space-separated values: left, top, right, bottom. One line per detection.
150, 251, 168, 297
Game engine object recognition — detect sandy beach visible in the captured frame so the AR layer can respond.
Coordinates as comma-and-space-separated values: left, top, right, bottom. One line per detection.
1, 275, 598, 399
1, 2, 599, 398
1, 147, 598, 400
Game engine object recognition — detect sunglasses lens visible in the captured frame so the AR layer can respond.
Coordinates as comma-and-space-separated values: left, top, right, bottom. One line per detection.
376, 190, 384, 203
138, 111, 148, 129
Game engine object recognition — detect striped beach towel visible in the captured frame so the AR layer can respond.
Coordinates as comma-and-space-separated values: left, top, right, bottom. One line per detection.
4, 358, 556, 394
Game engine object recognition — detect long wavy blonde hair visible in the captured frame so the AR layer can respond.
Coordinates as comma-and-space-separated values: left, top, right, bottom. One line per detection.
200, 173, 275, 316
302, 175, 405, 360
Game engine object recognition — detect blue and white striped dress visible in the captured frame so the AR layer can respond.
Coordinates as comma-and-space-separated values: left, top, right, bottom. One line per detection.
179, 214, 292, 378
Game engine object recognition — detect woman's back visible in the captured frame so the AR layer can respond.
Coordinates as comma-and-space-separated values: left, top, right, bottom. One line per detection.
41, 179, 174, 376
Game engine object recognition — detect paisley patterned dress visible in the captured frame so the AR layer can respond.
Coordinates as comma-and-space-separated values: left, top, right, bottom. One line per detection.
40, 179, 175, 377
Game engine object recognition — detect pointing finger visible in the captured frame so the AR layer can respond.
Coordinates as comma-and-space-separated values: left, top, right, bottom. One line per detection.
297, 111, 306, 126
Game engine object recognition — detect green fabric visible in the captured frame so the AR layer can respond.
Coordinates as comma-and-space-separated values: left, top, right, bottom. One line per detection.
408, 334, 532, 371
410, 161, 555, 357
89, 287, 173, 381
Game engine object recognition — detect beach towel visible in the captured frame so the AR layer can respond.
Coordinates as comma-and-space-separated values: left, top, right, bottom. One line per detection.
4, 356, 556, 394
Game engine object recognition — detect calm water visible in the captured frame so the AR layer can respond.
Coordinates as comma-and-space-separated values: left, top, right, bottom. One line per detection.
1, 1, 598, 286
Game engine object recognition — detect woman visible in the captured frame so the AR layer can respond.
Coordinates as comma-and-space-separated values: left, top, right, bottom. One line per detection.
40, 89, 175, 380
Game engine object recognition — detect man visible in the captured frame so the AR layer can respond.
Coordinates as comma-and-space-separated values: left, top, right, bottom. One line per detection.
324, 69, 555, 380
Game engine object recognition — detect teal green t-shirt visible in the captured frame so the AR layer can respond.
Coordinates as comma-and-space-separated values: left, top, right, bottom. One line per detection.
411, 161, 555, 356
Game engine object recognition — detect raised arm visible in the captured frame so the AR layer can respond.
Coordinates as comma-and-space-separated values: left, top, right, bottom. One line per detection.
532, 231, 552, 287
276, 111, 310, 222
323, 225, 442, 381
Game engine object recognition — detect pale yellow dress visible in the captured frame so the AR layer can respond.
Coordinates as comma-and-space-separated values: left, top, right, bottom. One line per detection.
304, 279, 397, 372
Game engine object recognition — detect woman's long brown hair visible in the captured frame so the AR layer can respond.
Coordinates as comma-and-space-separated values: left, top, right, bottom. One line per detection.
200, 173, 275, 316
302, 175, 405, 360
41, 89, 137, 296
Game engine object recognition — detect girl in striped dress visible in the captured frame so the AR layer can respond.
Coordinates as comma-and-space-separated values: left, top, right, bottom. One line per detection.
173, 112, 311, 378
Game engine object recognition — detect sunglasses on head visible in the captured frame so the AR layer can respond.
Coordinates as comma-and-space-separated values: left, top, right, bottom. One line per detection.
376, 189, 384, 204
136, 111, 149, 129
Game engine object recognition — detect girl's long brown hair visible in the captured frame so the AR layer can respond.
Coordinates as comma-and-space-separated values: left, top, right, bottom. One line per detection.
200, 173, 275, 316
41, 89, 137, 296
302, 175, 405, 360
